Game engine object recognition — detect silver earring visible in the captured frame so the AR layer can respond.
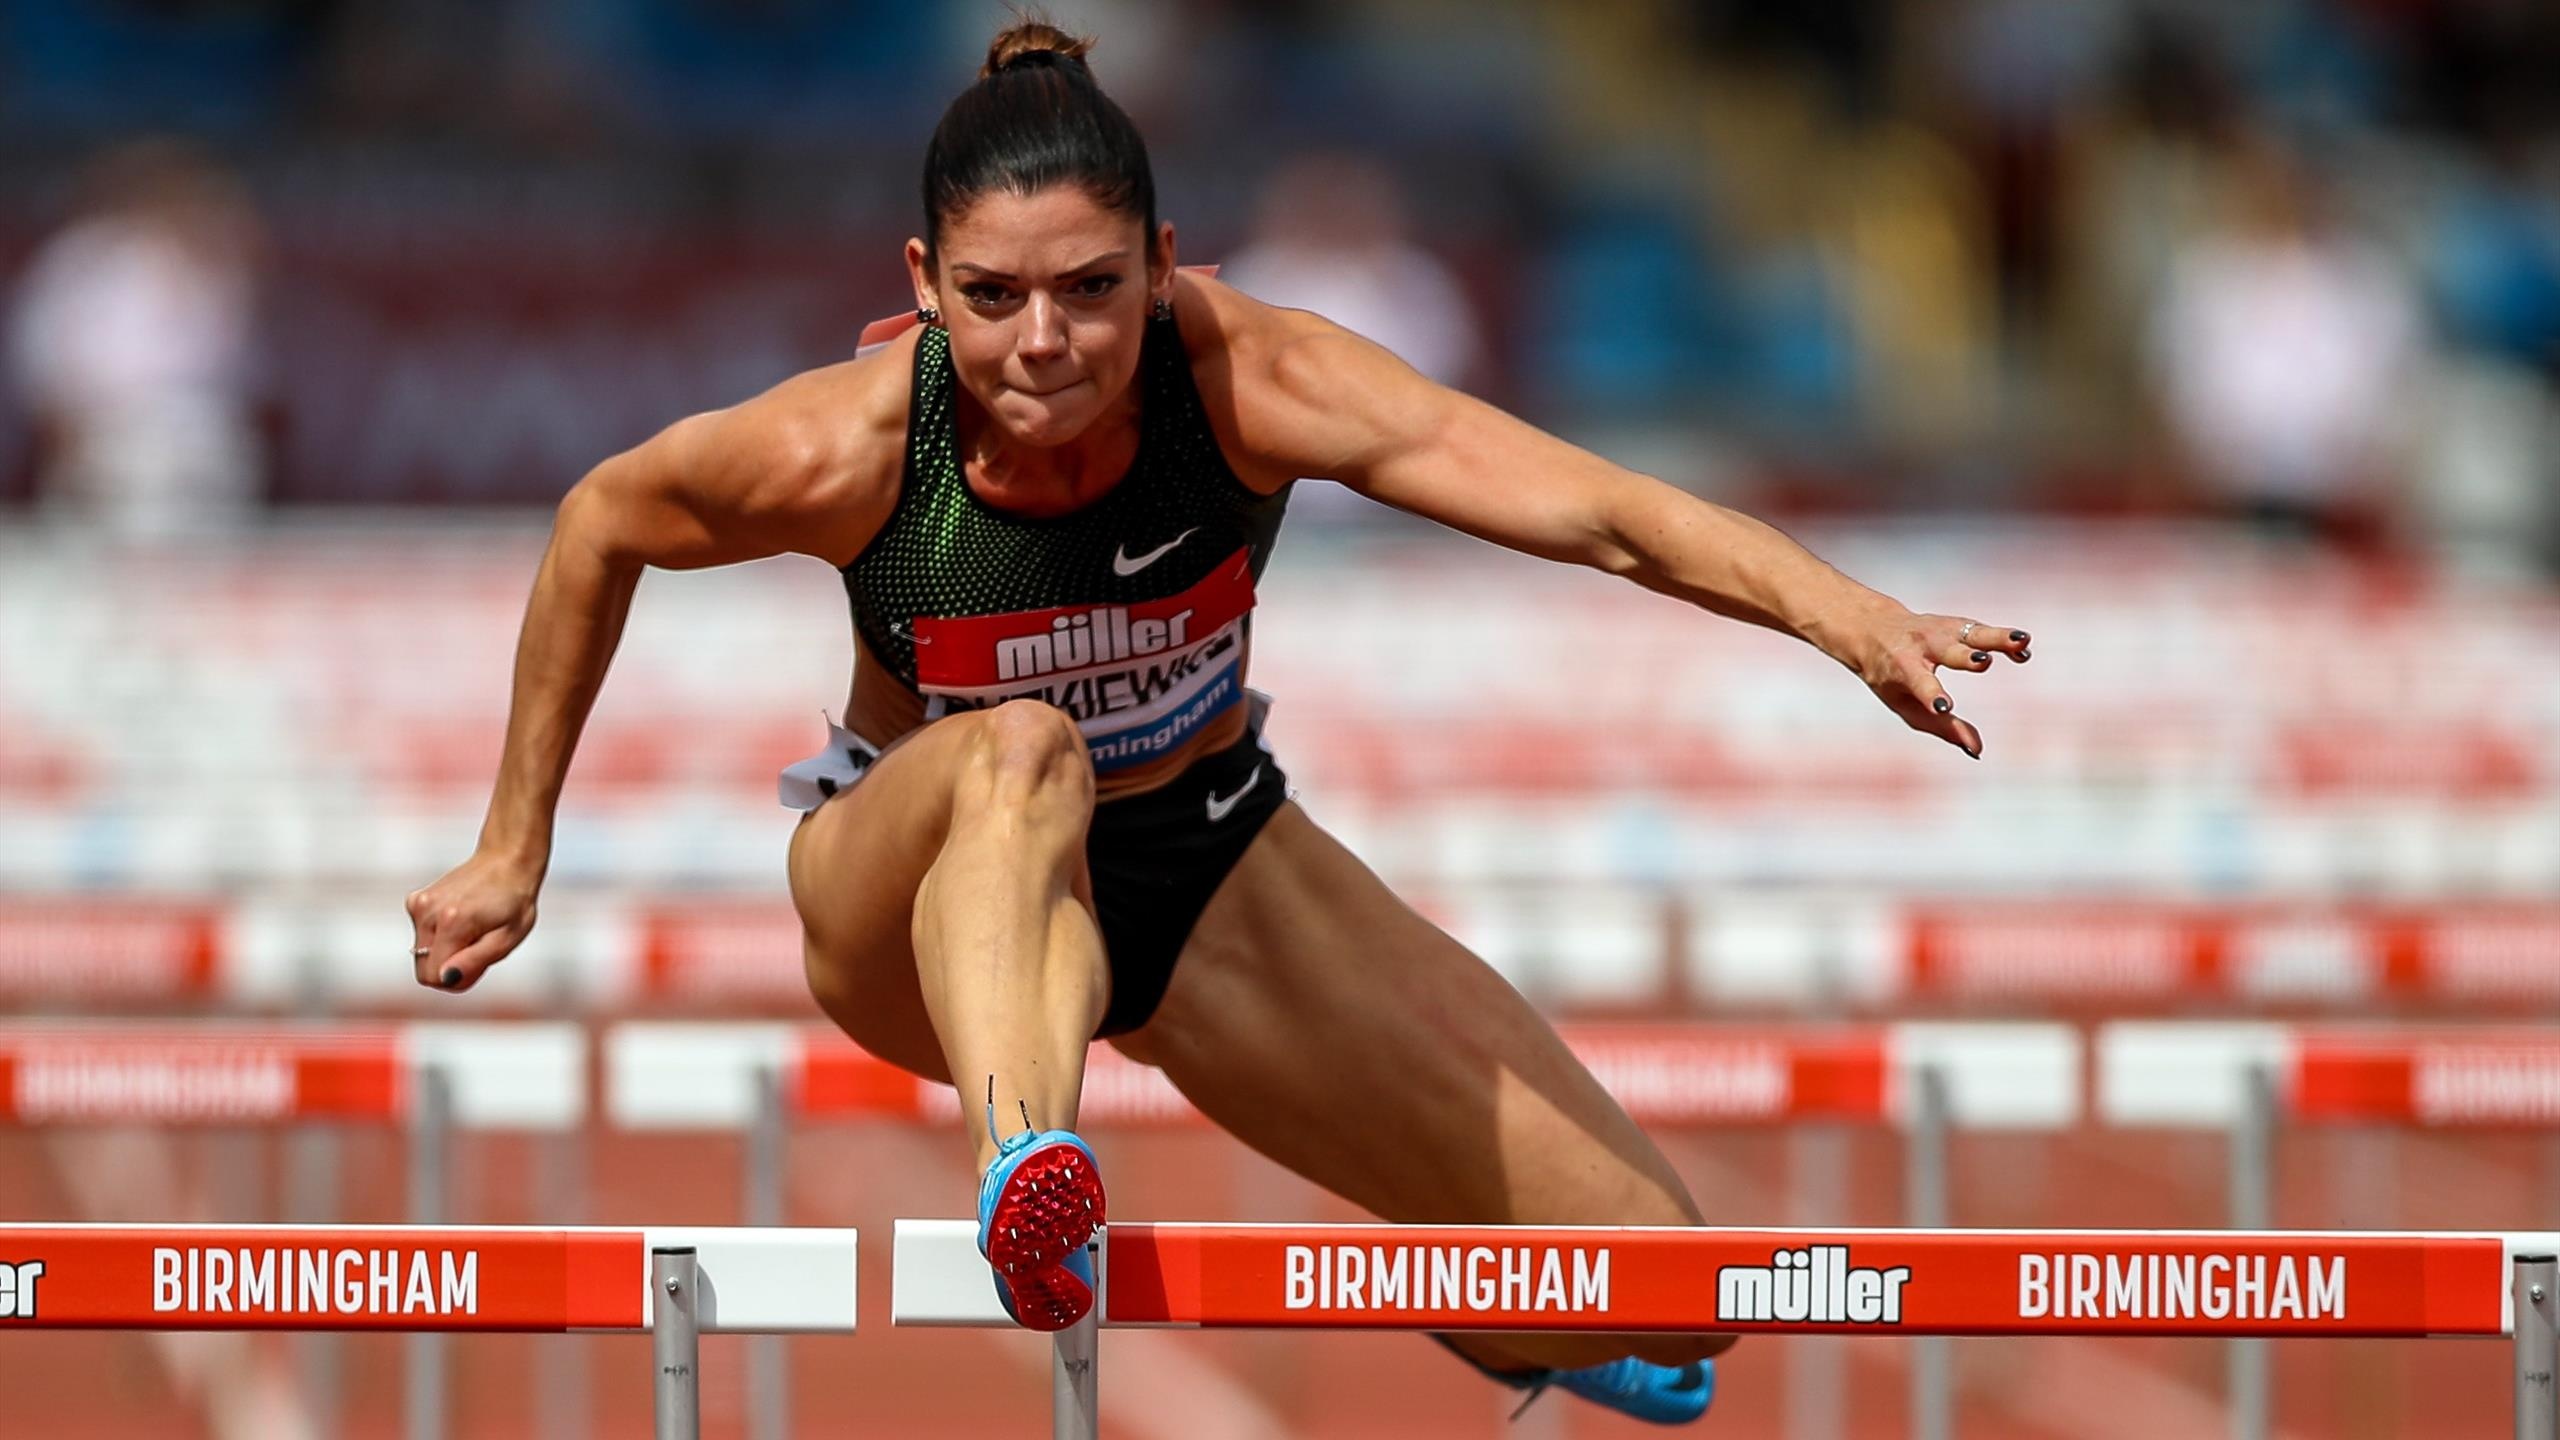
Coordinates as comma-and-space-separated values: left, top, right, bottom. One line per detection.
916, 305, 940, 325
1151, 297, 1174, 321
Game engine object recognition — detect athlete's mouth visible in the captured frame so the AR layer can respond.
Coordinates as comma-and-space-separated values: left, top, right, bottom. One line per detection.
1013, 379, 1085, 399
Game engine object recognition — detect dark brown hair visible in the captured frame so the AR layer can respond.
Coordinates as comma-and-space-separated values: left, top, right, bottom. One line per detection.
920, 19, 1157, 261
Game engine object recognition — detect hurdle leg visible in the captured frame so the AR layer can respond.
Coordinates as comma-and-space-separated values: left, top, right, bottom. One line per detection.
1907, 1063, 1952, 1440
1053, 1236, 1100, 1440
2518, 1255, 2558, 1439
2228, 1063, 2275, 1440
655, 1247, 702, 1440
746, 1064, 789, 1440
406, 1065, 452, 1440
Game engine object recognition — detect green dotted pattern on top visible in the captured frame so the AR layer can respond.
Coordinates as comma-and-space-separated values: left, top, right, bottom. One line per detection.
843, 316, 1293, 690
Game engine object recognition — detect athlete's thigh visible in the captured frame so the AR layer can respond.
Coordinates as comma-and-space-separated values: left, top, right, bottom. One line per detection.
783, 717, 985, 1084
1115, 801, 1701, 1230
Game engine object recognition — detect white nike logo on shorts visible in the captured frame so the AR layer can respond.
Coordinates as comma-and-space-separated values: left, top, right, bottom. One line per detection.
1112, 527, 1199, 577
1204, 765, 1261, 823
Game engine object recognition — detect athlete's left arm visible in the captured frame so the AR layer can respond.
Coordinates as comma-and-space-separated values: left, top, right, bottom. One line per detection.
1224, 302, 2030, 757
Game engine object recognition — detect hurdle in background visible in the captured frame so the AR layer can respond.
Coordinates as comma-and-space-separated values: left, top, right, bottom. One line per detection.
606, 1020, 2079, 1440
19, 895, 2560, 1016
894, 1220, 2560, 1440
2105, 1024, 2560, 1440
0, 1223, 855, 1439
0, 1022, 582, 1439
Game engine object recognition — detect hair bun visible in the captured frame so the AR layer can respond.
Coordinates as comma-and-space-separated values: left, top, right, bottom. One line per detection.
982, 20, 1094, 78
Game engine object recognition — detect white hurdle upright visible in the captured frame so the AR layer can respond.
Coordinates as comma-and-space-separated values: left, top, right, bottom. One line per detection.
0, 1223, 855, 1438
895, 1220, 2560, 1440
2104, 1022, 2560, 1440
0, 1020, 584, 1440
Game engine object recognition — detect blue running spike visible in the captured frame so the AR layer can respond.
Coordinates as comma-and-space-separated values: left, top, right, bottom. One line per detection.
1431, 1335, 1715, 1426
975, 1112, 1106, 1333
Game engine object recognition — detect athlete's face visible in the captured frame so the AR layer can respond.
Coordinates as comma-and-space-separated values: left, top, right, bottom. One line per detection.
908, 188, 1176, 449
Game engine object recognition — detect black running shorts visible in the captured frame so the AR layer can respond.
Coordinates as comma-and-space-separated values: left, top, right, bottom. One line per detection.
1085, 712, 1286, 1036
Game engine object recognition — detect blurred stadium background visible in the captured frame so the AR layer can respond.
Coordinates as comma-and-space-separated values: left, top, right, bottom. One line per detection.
4, 0, 2559, 1435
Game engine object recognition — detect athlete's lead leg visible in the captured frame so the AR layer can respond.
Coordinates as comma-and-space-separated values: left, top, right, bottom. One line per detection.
909, 700, 1111, 1172
789, 698, 1113, 1331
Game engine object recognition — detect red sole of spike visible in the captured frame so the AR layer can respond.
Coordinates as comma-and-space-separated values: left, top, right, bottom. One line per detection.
986, 1145, 1106, 1331
1001, 1258, 1093, 1333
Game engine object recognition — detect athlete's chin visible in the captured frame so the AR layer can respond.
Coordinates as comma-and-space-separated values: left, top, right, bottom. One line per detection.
995, 386, 1100, 444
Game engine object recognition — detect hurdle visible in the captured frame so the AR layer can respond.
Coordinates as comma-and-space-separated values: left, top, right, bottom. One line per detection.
2105, 1023, 2560, 1440
894, 1220, 2560, 1439
608, 1019, 2077, 1439
0, 1020, 583, 1438
0, 1223, 855, 1438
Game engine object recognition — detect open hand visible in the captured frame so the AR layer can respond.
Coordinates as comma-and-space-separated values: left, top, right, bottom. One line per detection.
1835, 606, 2031, 758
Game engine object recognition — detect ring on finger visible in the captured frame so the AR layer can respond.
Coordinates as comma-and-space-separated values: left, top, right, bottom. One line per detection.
1958, 621, 1976, 645
411, 947, 431, 959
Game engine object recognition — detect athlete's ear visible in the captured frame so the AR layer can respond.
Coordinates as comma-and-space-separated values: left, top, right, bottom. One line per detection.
904, 237, 938, 316
1149, 221, 1177, 306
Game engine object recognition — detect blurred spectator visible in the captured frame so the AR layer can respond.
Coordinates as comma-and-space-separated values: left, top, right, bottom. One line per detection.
2146, 135, 2419, 543
1220, 152, 1486, 393
6, 140, 268, 540
1220, 151, 1491, 524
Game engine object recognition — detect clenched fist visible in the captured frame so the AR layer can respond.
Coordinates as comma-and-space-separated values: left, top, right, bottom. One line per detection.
406, 851, 542, 994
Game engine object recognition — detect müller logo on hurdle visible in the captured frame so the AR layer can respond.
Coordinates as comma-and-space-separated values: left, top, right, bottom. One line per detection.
1717, 1245, 1913, 1326
0, 1259, 43, 1319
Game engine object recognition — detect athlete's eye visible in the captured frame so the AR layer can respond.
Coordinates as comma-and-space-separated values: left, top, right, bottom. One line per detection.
1069, 274, 1119, 298
962, 284, 1010, 308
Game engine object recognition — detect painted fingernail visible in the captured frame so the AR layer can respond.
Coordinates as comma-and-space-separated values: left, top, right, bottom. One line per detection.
1933, 696, 1952, 715
1971, 651, 1991, 665
2010, 631, 2029, 642
2016, 648, 2031, 662
1967, 747, 1981, 760
441, 967, 462, 988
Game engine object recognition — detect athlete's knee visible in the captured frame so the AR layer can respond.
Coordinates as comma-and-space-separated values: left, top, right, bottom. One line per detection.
955, 701, 1093, 820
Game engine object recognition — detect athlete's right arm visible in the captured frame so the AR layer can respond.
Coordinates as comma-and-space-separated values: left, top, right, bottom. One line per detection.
406, 356, 904, 993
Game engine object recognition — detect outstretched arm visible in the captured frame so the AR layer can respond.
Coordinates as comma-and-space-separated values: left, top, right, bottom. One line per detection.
407, 362, 898, 992
1220, 299, 2029, 757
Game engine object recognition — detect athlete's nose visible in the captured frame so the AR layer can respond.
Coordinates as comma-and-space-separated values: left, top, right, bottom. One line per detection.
1018, 291, 1069, 364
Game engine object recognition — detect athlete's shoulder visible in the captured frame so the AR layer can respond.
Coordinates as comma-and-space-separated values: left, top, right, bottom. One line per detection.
1170, 270, 1326, 370
1168, 271, 1342, 493
715, 330, 920, 561
1170, 269, 1437, 490
581, 330, 918, 570
746, 328, 918, 477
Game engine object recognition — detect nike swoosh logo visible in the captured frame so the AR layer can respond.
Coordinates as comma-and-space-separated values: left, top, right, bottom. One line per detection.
1112, 527, 1199, 577
1204, 764, 1261, 823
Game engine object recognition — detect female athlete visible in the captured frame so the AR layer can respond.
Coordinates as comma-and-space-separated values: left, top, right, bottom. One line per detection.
406, 21, 2030, 1427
